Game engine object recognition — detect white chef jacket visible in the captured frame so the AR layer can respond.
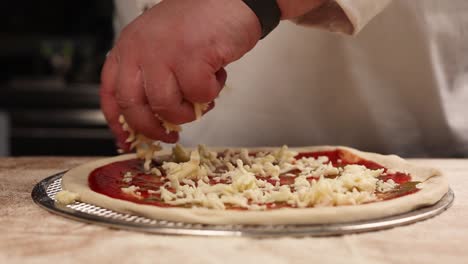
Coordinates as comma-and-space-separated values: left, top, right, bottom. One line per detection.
114, 0, 468, 157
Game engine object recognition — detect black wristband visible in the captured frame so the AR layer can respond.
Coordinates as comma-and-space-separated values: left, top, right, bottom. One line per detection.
242, 0, 281, 39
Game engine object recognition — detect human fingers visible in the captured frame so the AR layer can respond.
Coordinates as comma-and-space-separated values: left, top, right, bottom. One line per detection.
100, 50, 131, 151
115, 58, 178, 143
176, 60, 224, 104
141, 63, 202, 125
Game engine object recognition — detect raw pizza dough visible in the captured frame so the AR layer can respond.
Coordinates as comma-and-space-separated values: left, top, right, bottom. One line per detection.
61, 146, 448, 225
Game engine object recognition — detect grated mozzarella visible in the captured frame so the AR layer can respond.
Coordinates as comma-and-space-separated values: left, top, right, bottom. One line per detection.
151, 145, 396, 210
119, 115, 161, 171
118, 118, 402, 210
118, 103, 209, 170
121, 185, 143, 199
376, 179, 398, 193
55, 190, 80, 205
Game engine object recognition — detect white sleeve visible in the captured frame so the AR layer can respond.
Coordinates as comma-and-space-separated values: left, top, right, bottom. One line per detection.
113, 0, 162, 32
293, 0, 392, 35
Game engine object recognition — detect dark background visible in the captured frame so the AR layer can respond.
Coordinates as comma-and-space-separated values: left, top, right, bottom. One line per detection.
0, 0, 117, 156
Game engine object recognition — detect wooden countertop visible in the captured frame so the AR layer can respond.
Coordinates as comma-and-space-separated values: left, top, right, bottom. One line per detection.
1, 157, 467, 263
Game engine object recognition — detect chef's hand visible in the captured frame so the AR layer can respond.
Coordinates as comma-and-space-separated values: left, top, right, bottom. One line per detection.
100, 0, 261, 149
100, 0, 326, 150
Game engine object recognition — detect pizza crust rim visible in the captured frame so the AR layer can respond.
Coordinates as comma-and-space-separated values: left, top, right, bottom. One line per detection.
61, 146, 449, 225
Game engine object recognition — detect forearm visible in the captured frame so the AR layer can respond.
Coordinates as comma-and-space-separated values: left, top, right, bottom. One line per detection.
276, 0, 327, 19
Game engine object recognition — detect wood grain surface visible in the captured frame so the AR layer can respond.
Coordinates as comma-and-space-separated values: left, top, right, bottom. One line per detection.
0, 157, 467, 264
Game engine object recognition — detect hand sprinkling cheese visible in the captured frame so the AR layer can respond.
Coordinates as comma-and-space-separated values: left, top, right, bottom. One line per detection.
119, 102, 210, 172
119, 115, 161, 172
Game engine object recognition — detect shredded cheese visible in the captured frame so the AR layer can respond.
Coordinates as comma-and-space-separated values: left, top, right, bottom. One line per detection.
121, 185, 143, 199
122, 171, 133, 183
119, 115, 161, 171
55, 190, 80, 205
118, 111, 403, 210
160, 102, 209, 134
161, 121, 182, 134
162, 150, 208, 189
194, 103, 209, 120
146, 145, 400, 210
119, 102, 209, 170
376, 179, 398, 193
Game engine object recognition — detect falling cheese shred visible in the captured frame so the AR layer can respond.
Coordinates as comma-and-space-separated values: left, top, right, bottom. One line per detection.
119, 115, 161, 171
161, 121, 182, 134
119, 102, 209, 171
160, 102, 209, 134
118, 101, 209, 171
194, 102, 209, 120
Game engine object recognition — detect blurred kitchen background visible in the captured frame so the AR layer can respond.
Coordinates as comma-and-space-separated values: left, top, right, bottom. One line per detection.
0, 0, 117, 156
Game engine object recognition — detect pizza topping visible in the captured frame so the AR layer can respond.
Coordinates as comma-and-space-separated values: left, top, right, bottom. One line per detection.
89, 146, 420, 210
339, 165, 383, 192
172, 144, 191, 163
122, 171, 134, 183
121, 185, 143, 199
376, 179, 398, 193
55, 190, 80, 205
119, 115, 161, 172
162, 150, 209, 189
119, 103, 209, 171
88, 145, 421, 210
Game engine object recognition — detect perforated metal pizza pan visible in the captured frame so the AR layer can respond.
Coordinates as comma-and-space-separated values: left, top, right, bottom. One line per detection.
32, 171, 454, 238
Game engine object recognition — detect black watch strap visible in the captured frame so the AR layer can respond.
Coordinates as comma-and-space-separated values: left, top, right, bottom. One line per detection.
242, 0, 281, 39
